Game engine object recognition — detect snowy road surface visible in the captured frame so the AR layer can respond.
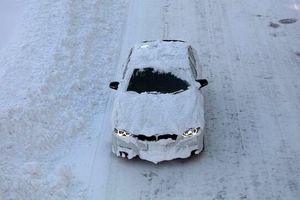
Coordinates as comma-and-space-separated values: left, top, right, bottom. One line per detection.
86, 0, 300, 199
1, 0, 300, 199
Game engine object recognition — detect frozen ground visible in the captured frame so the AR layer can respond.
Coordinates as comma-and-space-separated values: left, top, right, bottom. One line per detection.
1, 0, 300, 199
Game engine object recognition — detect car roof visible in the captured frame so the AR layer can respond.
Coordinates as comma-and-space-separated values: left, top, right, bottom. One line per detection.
128, 40, 191, 72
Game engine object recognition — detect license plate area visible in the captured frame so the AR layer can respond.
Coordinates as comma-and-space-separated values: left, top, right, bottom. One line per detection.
147, 142, 165, 152
147, 140, 176, 152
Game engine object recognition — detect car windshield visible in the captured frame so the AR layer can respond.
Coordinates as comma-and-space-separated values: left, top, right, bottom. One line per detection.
127, 68, 189, 94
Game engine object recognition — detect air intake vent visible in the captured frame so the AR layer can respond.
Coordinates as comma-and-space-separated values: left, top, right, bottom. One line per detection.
133, 134, 177, 141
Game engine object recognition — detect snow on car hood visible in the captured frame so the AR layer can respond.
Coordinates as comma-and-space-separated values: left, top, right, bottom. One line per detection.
112, 88, 204, 136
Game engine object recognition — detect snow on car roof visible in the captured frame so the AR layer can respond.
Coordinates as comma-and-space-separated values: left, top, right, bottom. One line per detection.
126, 41, 192, 81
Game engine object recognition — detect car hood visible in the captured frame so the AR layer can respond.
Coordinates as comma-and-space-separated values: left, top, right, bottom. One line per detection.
112, 88, 205, 136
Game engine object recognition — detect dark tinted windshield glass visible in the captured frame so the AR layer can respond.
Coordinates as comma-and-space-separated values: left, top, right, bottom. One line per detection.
127, 68, 189, 94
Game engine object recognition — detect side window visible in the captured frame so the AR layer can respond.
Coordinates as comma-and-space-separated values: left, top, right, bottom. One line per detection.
122, 48, 133, 79
188, 47, 197, 78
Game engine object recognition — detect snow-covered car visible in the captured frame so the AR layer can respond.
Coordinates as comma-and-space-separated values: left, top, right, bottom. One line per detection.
109, 40, 208, 163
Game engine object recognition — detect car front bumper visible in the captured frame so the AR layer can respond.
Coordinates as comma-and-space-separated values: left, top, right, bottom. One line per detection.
111, 131, 204, 164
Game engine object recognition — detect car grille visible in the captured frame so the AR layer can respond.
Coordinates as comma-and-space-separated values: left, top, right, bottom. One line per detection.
132, 134, 177, 141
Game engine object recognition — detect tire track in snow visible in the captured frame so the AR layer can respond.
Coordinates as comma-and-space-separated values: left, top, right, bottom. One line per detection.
192, 1, 252, 199
212, 0, 300, 199
251, 0, 300, 198
215, 1, 275, 198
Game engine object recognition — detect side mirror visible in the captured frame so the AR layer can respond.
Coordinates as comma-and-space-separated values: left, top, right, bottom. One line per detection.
196, 79, 208, 89
109, 81, 119, 90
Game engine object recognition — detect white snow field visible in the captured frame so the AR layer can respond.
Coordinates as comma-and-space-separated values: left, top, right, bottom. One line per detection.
1, 0, 300, 199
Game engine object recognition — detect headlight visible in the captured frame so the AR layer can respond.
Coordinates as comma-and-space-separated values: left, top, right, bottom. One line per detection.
114, 128, 131, 137
182, 127, 200, 137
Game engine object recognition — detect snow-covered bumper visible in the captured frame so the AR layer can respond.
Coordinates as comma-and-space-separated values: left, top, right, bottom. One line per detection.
111, 130, 204, 164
